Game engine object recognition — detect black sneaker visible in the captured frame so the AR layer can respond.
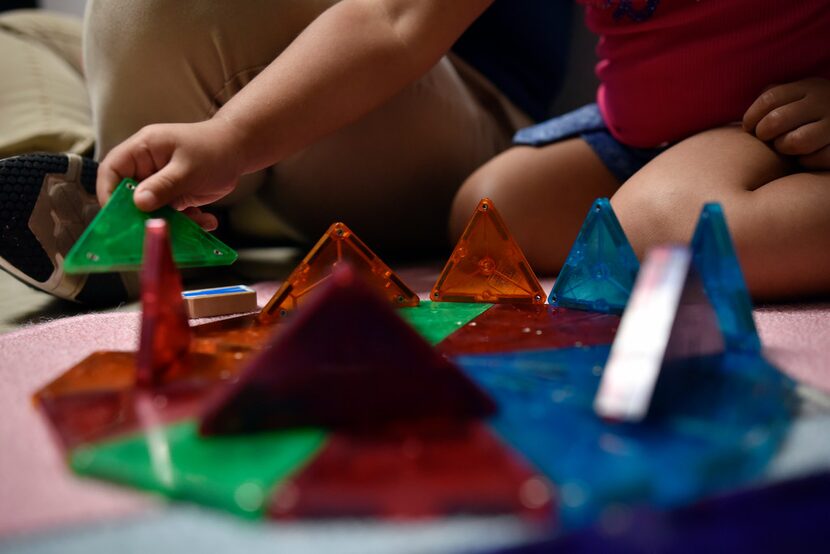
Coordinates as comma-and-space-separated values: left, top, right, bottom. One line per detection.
0, 153, 131, 305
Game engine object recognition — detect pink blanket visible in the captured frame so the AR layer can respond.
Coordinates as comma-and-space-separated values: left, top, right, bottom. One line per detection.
0, 276, 828, 537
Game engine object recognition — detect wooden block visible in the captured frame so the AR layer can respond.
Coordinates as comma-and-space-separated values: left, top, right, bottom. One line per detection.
182, 285, 258, 319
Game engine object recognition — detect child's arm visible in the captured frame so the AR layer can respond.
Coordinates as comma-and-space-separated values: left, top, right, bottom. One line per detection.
98, 0, 493, 219
743, 78, 830, 170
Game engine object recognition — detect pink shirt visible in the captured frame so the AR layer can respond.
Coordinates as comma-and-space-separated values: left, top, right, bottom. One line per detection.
584, 0, 830, 148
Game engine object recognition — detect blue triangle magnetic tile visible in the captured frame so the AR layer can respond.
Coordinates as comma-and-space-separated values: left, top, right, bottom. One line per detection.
455, 346, 793, 529
549, 199, 639, 314
595, 246, 725, 422
690, 203, 761, 353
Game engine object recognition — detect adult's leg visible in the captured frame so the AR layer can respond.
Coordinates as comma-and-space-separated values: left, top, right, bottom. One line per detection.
0, 11, 123, 302
0, 10, 92, 156
612, 125, 830, 299
84, 0, 516, 252
450, 139, 621, 274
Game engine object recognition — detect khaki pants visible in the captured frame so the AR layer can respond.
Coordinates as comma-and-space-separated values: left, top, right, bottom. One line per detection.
2, 4, 528, 249
0, 10, 92, 157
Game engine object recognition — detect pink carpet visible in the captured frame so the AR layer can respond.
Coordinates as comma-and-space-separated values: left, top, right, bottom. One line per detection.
1, 271, 828, 537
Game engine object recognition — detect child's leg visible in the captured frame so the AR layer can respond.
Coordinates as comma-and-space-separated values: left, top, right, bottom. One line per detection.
612, 125, 830, 299
450, 138, 620, 272
260, 56, 519, 252
84, 0, 342, 202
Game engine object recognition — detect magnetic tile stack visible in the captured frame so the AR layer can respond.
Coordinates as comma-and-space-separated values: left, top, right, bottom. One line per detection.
35, 180, 795, 529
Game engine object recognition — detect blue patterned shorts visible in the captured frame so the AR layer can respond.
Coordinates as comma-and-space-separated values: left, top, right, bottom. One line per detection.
513, 103, 667, 183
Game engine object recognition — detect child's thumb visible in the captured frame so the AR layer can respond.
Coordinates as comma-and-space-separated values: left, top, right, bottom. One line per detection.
133, 164, 188, 212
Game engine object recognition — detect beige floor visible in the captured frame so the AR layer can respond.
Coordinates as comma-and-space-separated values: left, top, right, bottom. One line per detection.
0, 269, 137, 334
0, 246, 302, 334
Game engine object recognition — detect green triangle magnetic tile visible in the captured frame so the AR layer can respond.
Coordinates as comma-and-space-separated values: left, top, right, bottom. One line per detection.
549, 198, 639, 314
70, 420, 326, 518
398, 301, 493, 345
64, 178, 237, 273
690, 203, 761, 353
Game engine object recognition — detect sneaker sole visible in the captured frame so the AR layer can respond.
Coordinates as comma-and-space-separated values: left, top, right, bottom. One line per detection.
0, 153, 127, 304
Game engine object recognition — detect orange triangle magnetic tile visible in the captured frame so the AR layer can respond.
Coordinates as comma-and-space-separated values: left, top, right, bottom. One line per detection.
34, 351, 137, 402
33, 320, 240, 451
258, 222, 418, 323
431, 198, 545, 304
136, 219, 192, 388
33, 350, 237, 450
191, 314, 276, 358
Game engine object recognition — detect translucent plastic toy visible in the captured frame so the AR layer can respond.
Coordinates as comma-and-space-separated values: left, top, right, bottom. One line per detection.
191, 314, 277, 357
397, 301, 492, 345
201, 265, 495, 435
432, 198, 545, 304
549, 198, 639, 314
438, 304, 620, 356
456, 343, 793, 529
269, 421, 553, 520
258, 222, 418, 323
595, 246, 724, 422
489, 472, 830, 553
64, 178, 236, 273
71, 421, 325, 518
690, 203, 761, 353
33, 220, 238, 449
136, 220, 191, 387
33, 350, 237, 450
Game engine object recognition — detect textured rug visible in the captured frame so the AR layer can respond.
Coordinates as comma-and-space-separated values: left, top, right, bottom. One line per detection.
1, 268, 829, 539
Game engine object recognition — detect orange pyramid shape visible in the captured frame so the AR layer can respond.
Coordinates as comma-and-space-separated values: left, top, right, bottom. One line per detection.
136, 219, 192, 387
432, 198, 545, 304
258, 222, 419, 323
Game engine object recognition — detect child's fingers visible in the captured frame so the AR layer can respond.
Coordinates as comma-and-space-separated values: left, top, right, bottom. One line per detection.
181, 207, 219, 231
96, 163, 121, 206
97, 126, 177, 206
742, 82, 807, 133
132, 161, 189, 212
97, 142, 142, 206
799, 144, 830, 171
754, 99, 821, 142
773, 120, 830, 156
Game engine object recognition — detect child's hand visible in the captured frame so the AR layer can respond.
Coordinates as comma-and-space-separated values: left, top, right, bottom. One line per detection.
743, 78, 830, 170
97, 118, 246, 230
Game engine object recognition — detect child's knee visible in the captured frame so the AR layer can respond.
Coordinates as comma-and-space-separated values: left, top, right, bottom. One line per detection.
451, 142, 622, 273
450, 151, 518, 243
611, 180, 697, 260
